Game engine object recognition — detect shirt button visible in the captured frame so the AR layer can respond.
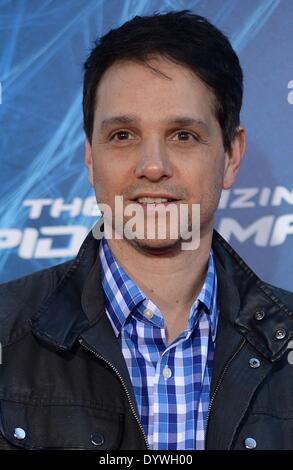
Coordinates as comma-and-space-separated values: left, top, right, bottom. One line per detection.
162, 367, 172, 379
143, 308, 154, 320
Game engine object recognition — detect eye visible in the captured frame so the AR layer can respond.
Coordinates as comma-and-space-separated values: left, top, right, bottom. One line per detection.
110, 130, 134, 141
172, 131, 197, 142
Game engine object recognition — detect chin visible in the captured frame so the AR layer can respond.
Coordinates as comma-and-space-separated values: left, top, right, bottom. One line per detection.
128, 236, 183, 256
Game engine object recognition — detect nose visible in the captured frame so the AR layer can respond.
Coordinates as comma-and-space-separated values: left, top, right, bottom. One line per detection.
134, 137, 173, 182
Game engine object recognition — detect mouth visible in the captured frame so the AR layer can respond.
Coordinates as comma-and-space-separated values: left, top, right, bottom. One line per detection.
132, 195, 180, 206
136, 198, 176, 206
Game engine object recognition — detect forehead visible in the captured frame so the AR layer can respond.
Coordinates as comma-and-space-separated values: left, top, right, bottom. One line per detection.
94, 56, 217, 124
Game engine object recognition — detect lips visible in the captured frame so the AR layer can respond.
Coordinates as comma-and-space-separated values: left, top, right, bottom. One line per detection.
132, 193, 179, 204
136, 197, 175, 204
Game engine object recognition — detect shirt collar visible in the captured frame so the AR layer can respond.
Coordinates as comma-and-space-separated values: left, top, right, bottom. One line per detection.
99, 236, 218, 341
100, 236, 145, 335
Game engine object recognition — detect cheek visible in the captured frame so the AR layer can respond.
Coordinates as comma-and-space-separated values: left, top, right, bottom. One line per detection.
178, 160, 211, 194
92, 157, 129, 203
92, 145, 136, 185
184, 158, 224, 202
92, 152, 115, 183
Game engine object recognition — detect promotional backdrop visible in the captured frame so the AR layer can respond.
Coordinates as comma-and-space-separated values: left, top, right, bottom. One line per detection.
0, 0, 292, 290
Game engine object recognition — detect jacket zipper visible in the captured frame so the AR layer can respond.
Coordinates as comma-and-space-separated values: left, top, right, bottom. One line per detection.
205, 338, 246, 447
78, 337, 149, 450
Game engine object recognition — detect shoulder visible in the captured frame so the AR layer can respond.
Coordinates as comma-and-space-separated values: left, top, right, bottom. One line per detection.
0, 260, 73, 345
213, 229, 293, 303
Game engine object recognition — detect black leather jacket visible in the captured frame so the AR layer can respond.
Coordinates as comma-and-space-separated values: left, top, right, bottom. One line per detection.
1, 229, 293, 450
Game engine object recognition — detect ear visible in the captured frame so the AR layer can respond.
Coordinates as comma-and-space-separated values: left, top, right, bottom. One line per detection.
85, 138, 94, 186
223, 126, 246, 190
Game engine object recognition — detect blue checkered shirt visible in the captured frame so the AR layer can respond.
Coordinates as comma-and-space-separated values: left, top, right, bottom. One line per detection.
99, 236, 218, 450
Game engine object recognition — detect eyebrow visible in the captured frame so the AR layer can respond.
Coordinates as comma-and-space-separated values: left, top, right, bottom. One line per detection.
100, 115, 210, 133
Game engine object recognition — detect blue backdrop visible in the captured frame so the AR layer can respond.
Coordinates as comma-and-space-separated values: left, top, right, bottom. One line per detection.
0, 0, 292, 290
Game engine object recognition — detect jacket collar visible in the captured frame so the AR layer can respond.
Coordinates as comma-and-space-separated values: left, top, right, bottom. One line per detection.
31, 224, 293, 362
30, 224, 103, 350
212, 230, 293, 361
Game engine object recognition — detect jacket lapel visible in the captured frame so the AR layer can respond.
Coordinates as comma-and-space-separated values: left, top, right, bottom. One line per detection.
210, 250, 242, 392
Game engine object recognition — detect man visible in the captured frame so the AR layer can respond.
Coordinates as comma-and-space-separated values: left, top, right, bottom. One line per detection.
1, 10, 293, 451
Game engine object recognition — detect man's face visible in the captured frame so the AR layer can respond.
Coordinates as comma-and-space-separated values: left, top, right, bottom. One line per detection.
86, 55, 245, 252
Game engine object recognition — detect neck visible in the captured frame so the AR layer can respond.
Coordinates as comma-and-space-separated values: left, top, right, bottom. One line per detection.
106, 227, 213, 317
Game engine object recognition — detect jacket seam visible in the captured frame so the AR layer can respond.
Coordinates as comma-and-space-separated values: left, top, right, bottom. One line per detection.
248, 410, 293, 420
0, 397, 125, 413
1, 324, 32, 348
